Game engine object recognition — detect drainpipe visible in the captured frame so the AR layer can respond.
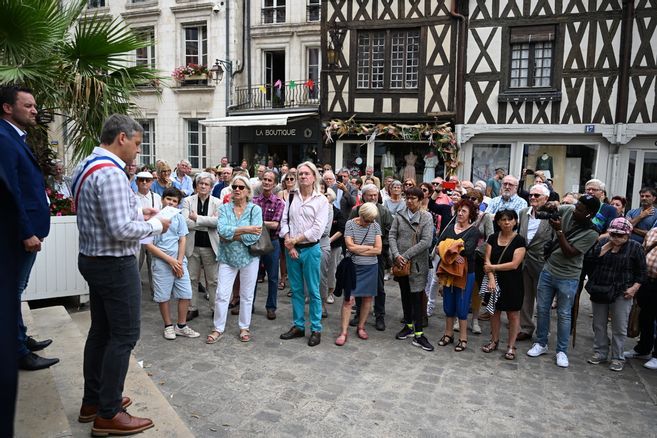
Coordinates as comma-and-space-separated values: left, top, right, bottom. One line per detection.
450, 0, 467, 125
246, 0, 252, 92
616, 0, 634, 123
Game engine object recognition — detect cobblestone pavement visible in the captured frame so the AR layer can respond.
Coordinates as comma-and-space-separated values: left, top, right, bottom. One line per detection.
133, 278, 657, 437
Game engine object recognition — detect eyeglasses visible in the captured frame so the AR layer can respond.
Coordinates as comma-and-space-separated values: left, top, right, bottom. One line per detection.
585, 187, 601, 192
502, 182, 517, 187
529, 193, 543, 198
231, 185, 246, 191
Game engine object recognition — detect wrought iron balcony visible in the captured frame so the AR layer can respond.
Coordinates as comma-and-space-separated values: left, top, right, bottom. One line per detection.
232, 80, 319, 111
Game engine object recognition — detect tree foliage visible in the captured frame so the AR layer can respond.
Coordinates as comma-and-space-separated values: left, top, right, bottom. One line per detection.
0, 0, 161, 162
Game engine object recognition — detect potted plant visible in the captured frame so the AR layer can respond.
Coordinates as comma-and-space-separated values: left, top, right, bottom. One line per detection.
172, 63, 209, 83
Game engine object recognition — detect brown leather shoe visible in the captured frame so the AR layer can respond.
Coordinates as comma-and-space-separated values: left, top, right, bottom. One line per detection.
280, 326, 305, 340
478, 311, 491, 321
91, 410, 153, 437
78, 397, 132, 423
516, 332, 532, 341
231, 306, 240, 315
266, 309, 276, 320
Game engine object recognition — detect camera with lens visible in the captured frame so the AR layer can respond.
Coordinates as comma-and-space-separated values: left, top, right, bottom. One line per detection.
535, 205, 560, 221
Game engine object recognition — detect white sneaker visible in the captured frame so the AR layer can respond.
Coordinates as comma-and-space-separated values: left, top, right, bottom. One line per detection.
556, 352, 569, 368
527, 343, 548, 357
384, 273, 390, 281
453, 320, 460, 332
174, 325, 200, 338
471, 320, 482, 335
163, 325, 176, 340
644, 358, 657, 370
326, 293, 335, 304
623, 350, 652, 360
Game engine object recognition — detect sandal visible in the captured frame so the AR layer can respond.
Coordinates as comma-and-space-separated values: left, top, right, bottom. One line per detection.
239, 329, 251, 343
278, 280, 286, 290
505, 345, 517, 360
356, 327, 369, 340
455, 339, 468, 352
206, 331, 222, 344
437, 334, 454, 346
335, 332, 348, 346
482, 340, 499, 353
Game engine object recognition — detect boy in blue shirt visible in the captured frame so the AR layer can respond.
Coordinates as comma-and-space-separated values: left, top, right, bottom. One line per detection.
146, 187, 200, 340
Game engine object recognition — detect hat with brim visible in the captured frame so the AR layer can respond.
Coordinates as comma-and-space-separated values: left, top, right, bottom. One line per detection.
608, 217, 633, 235
136, 171, 154, 179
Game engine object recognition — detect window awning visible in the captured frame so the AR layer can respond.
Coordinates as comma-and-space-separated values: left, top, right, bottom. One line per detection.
199, 111, 318, 127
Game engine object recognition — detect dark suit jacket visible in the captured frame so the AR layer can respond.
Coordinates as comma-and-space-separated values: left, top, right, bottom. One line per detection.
0, 119, 50, 240
333, 183, 357, 219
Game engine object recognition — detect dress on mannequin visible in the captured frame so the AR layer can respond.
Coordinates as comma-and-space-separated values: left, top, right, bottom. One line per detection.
382, 151, 395, 178
536, 153, 553, 179
403, 152, 417, 181
423, 152, 439, 182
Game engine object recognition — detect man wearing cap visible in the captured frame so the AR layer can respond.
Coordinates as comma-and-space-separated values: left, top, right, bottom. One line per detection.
527, 195, 601, 368
585, 217, 645, 372
135, 171, 162, 296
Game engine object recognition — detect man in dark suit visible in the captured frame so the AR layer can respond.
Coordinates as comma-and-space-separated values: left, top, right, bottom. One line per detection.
323, 169, 357, 219
0, 85, 59, 370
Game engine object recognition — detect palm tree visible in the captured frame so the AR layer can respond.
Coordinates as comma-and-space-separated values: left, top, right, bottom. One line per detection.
0, 0, 161, 163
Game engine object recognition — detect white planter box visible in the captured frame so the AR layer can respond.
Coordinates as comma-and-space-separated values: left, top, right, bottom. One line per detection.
23, 216, 88, 301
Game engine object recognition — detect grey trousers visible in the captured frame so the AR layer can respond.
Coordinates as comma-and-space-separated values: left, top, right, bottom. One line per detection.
591, 297, 633, 361
327, 246, 342, 290
520, 261, 542, 335
188, 247, 218, 311
318, 241, 331, 300
138, 246, 153, 296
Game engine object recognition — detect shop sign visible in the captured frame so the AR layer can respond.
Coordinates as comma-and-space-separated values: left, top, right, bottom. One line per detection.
237, 119, 320, 144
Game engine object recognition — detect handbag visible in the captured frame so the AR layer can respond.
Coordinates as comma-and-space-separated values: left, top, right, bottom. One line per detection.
478, 234, 517, 312
393, 217, 417, 278
248, 206, 274, 256
627, 299, 641, 338
584, 282, 615, 304
334, 223, 372, 297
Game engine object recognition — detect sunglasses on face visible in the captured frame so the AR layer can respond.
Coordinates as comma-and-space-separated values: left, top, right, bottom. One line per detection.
285, 177, 295, 181
404, 183, 414, 187
465, 196, 478, 202
421, 188, 429, 193
529, 193, 543, 198
137, 178, 151, 183
231, 185, 246, 191
609, 232, 627, 238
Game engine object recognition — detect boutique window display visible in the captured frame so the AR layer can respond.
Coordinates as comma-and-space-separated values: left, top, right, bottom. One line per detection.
522, 144, 597, 196
325, 117, 459, 180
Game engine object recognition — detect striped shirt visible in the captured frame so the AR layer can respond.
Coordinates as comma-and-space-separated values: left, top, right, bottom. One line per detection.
345, 220, 381, 265
645, 227, 657, 278
73, 147, 163, 257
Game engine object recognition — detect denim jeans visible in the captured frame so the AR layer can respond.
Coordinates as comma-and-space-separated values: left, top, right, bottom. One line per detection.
286, 244, 322, 332
17, 249, 37, 358
253, 238, 280, 310
535, 268, 579, 354
79, 254, 141, 419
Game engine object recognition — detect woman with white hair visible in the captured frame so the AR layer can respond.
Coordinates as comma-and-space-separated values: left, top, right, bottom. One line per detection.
207, 175, 263, 344
335, 202, 382, 345
384, 180, 405, 216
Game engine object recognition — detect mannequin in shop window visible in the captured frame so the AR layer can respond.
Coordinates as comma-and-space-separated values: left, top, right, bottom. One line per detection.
536, 153, 553, 180
381, 148, 395, 178
403, 151, 417, 181
423, 150, 439, 183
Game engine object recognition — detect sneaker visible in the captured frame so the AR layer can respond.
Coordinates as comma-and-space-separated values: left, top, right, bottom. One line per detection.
556, 352, 569, 368
174, 325, 200, 338
609, 360, 624, 372
643, 357, 657, 370
412, 335, 434, 352
471, 320, 482, 335
395, 325, 414, 340
163, 326, 176, 340
426, 303, 435, 317
326, 293, 335, 304
623, 350, 652, 360
453, 320, 460, 332
527, 343, 548, 357
384, 273, 390, 281
587, 353, 607, 365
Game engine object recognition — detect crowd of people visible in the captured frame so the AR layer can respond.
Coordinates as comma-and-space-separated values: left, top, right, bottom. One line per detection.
4, 88, 655, 434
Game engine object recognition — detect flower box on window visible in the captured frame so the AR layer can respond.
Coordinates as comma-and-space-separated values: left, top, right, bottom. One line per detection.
172, 64, 210, 85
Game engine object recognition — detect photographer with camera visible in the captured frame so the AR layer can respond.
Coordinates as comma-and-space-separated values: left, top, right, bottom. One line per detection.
527, 195, 601, 367
517, 184, 555, 341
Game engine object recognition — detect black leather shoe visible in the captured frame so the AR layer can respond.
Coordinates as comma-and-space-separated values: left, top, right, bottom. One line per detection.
19, 352, 59, 371
280, 327, 305, 340
308, 331, 321, 347
375, 316, 386, 331
26, 336, 52, 352
322, 307, 328, 319
349, 315, 359, 327
186, 309, 199, 321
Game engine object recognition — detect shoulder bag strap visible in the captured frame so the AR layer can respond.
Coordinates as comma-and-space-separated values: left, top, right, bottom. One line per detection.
496, 233, 518, 264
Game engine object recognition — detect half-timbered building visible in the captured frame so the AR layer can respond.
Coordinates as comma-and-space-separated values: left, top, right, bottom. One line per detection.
321, 0, 460, 180
459, 0, 657, 207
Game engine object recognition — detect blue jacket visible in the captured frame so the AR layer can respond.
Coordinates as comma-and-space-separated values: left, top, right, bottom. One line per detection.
0, 119, 50, 240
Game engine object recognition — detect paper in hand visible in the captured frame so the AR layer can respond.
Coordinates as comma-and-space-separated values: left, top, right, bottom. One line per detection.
157, 206, 180, 221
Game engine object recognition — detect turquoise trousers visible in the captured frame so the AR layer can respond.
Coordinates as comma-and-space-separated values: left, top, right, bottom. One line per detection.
286, 244, 322, 332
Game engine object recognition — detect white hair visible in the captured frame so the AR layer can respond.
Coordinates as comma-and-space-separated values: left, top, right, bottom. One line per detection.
529, 183, 550, 197
585, 178, 606, 191
231, 175, 253, 201
361, 183, 379, 196
325, 187, 337, 203
195, 172, 214, 184
297, 161, 322, 193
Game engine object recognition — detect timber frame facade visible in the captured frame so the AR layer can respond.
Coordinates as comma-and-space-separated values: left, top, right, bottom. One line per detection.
321, 0, 461, 174
458, 0, 657, 208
